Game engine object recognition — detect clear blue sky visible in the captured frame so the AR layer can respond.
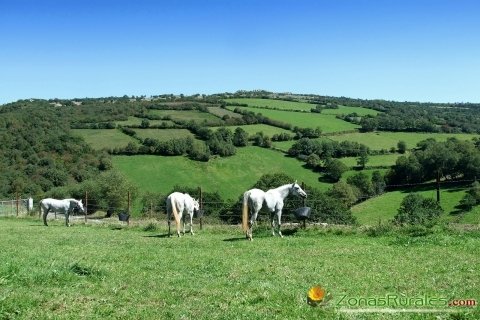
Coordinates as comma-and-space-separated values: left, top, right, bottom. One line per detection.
1, 0, 479, 104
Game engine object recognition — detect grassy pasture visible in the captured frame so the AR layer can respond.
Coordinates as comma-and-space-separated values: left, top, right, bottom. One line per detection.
1, 218, 479, 319
352, 185, 480, 225
112, 147, 330, 200
329, 132, 478, 151
226, 106, 359, 133
73, 129, 138, 150
225, 98, 315, 111
133, 128, 194, 141
207, 107, 242, 119
210, 124, 292, 137
225, 98, 379, 116
114, 116, 174, 127
339, 154, 402, 168
320, 105, 379, 116
149, 110, 224, 125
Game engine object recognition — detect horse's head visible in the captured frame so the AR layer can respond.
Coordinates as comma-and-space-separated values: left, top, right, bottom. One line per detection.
291, 181, 307, 199
192, 198, 200, 213
74, 199, 85, 213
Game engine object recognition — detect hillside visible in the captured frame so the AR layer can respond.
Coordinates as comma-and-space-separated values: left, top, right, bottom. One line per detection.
2, 92, 480, 225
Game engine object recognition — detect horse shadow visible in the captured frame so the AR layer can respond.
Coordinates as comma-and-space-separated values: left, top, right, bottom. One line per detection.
144, 233, 172, 239
222, 228, 298, 242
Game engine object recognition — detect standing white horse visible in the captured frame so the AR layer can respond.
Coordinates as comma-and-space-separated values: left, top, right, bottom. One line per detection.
166, 192, 200, 237
242, 181, 307, 240
40, 198, 85, 227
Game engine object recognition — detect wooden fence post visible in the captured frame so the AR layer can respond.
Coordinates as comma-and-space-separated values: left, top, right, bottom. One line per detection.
85, 191, 88, 223
128, 191, 131, 214
198, 186, 203, 230
301, 182, 306, 229
436, 170, 441, 203
16, 193, 19, 217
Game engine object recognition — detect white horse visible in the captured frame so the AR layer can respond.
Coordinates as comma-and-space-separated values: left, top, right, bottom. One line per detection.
40, 198, 85, 227
166, 192, 200, 237
242, 181, 307, 240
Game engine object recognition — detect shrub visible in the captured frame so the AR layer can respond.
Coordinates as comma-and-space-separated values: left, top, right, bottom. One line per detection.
394, 194, 443, 227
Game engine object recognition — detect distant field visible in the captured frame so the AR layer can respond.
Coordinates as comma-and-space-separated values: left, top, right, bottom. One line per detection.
226, 98, 379, 116
73, 129, 138, 150
149, 110, 224, 125
329, 131, 478, 151
114, 116, 173, 127
227, 106, 359, 133
320, 105, 379, 116
340, 168, 389, 183
210, 124, 292, 137
113, 146, 330, 200
272, 140, 296, 152
339, 153, 402, 168
351, 185, 480, 225
225, 98, 315, 111
207, 107, 242, 118
133, 128, 194, 141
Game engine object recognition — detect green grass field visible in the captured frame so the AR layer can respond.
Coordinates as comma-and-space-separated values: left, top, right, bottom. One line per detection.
339, 154, 402, 168
329, 132, 478, 151
149, 110, 224, 125
113, 146, 330, 200
207, 107, 242, 119
225, 98, 379, 116
225, 98, 315, 111
210, 124, 292, 137
73, 129, 138, 150
352, 185, 480, 225
1, 218, 478, 319
320, 105, 379, 116
133, 128, 194, 141
227, 106, 359, 133
114, 116, 173, 127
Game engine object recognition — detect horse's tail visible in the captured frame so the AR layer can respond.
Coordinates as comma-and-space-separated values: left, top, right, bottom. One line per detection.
170, 195, 181, 233
242, 191, 249, 232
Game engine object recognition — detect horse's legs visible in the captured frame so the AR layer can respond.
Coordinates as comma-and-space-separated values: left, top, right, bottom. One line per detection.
189, 213, 194, 235
167, 211, 171, 237
43, 208, 50, 227
182, 213, 186, 235
277, 210, 283, 238
43, 208, 50, 226
248, 209, 259, 241
271, 211, 276, 236
65, 210, 70, 227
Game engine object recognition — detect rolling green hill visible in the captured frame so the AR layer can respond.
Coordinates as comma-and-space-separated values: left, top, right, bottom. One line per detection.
72, 129, 139, 150
112, 146, 330, 200
351, 185, 480, 225
227, 106, 360, 133
329, 131, 478, 151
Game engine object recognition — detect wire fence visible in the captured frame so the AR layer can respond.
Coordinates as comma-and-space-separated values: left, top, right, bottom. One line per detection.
0, 198, 32, 217
4, 178, 476, 224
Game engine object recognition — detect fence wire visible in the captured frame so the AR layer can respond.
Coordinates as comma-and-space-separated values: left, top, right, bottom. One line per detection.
0, 199, 31, 217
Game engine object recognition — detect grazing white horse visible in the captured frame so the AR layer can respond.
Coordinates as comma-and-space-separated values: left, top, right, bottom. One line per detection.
40, 198, 85, 227
166, 192, 200, 237
242, 181, 307, 240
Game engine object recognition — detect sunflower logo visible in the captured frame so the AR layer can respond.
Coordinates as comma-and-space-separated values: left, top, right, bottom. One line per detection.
307, 285, 332, 307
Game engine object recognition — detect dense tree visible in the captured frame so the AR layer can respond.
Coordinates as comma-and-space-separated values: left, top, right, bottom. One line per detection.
394, 194, 443, 226
356, 146, 369, 169
397, 140, 407, 154
324, 159, 347, 182
347, 172, 374, 199
233, 127, 249, 147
